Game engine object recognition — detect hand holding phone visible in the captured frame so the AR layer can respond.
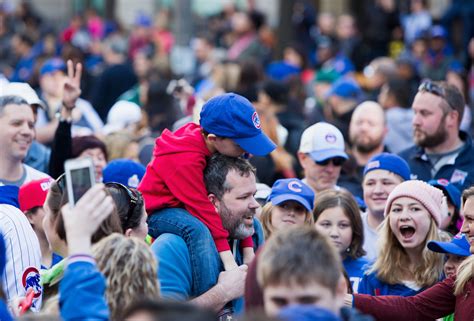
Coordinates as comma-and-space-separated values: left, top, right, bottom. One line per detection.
64, 157, 95, 207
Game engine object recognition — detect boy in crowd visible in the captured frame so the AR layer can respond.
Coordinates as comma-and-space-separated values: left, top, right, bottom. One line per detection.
256, 226, 372, 320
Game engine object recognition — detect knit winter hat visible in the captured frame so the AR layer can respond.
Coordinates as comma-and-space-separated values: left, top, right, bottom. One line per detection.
384, 180, 448, 227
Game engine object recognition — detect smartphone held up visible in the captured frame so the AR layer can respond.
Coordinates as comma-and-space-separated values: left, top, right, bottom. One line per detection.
64, 157, 96, 207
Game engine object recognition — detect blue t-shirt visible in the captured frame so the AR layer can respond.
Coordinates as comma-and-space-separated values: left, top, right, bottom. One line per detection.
357, 270, 425, 296
343, 257, 369, 293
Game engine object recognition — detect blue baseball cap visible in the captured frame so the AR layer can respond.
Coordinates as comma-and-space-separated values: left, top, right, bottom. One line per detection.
363, 153, 411, 181
103, 159, 146, 188
268, 178, 315, 212
431, 25, 447, 39
279, 305, 342, 321
429, 179, 461, 210
200, 93, 276, 156
40, 58, 66, 77
325, 78, 362, 100
427, 234, 471, 257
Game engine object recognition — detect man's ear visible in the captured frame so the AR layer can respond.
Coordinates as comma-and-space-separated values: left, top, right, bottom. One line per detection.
208, 193, 220, 211
297, 152, 307, 168
206, 134, 217, 143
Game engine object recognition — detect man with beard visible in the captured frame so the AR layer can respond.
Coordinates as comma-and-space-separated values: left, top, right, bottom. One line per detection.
151, 154, 264, 316
399, 80, 474, 192
338, 101, 387, 200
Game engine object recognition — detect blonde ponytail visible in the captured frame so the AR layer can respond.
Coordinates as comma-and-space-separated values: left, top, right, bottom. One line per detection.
454, 255, 474, 295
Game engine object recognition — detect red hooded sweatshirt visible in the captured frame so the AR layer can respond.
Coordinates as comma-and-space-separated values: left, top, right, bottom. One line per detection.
138, 122, 252, 252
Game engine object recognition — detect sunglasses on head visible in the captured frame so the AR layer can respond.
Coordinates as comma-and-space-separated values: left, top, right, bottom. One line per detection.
418, 80, 454, 110
105, 182, 141, 227
314, 157, 346, 166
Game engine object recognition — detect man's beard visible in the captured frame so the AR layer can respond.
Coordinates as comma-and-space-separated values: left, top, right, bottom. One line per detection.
351, 135, 384, 154
414, 115, 449, 148
219, 202, 255, 240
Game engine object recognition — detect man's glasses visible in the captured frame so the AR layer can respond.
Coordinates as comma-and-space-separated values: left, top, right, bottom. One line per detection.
418, 80, 454, 110
314, 157, 346, 167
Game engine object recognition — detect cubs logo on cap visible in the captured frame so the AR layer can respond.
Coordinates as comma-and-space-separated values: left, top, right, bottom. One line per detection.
325, 133, 337, 144
252, 112, 261, 129
287, 181, 303, 193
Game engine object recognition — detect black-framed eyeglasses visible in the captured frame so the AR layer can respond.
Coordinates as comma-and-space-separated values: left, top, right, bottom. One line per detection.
314, 157, 346, 167
105, 182, 141, 228
418, 80, 454, 110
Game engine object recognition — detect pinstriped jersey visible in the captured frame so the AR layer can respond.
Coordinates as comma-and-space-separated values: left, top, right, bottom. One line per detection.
0, 204, 42, 311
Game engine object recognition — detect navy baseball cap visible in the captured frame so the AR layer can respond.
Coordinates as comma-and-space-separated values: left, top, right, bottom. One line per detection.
427, 234, 471, 257
103, 159, 146, 188
363, 153, 411, 181
268, 178, 315, 212
431, 25, 447, 39
40, 58, 66, 77
429, 179, 461, 210
200, 93, 276, 156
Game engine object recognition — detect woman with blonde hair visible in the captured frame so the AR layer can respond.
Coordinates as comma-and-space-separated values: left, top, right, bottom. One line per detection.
93, 233, 160, 320
358, 180, 445, 296
346, 185, 474, 321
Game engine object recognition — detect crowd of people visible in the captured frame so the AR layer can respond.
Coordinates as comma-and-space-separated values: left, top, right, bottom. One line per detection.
1, 0, 474, 320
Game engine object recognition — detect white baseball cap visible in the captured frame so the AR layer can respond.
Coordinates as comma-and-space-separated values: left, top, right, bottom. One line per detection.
0, 82, 46, 109
299, 122, 348, 162
103, 100, 142, 134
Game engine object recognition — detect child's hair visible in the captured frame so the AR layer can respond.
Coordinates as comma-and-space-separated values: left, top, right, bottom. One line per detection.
257, 226, 341, 293
46, 176, 123, 243
260, 201, 314, 238
93, 233, 160, 320
454, 186, 474, 295
369, 203, 444, 287
313, 190, 366, 259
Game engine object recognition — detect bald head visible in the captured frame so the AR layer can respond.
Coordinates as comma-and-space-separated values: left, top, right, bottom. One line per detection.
349, 101, 386, 153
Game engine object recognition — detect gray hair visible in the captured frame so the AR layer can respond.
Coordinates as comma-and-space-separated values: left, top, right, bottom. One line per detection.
0, 95, 29, 116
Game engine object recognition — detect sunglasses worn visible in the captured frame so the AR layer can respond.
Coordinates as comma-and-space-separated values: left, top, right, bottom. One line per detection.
315, 157, 346, 166
418, 80, 454, 110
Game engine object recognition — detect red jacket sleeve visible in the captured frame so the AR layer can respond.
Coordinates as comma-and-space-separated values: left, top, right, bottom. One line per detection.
354, 277, 456, 321
160, 153, 231, 252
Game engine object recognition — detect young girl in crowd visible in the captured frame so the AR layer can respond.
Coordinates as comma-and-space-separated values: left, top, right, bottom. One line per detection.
313, 190, 368, 292
245, 178, 315, 310
260, 178, 315, 239
358, 180, 445, 296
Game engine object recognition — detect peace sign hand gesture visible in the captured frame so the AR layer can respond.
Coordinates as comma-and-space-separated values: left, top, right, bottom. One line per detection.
62, 59, 82, 110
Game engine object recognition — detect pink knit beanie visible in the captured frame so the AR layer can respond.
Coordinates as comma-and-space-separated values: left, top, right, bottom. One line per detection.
384, 180, 447, 227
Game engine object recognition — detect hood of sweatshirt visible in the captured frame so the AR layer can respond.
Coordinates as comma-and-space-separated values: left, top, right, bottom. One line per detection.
153, 123, 210, 158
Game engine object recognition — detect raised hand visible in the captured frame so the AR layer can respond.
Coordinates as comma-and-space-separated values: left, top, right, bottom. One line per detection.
62, 59, 82, 110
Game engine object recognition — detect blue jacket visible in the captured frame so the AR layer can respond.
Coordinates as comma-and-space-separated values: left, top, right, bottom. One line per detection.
153, 219, 265, 314
357, 271, 425, 296
59, 261, 109, 321
399, 131, 474, 192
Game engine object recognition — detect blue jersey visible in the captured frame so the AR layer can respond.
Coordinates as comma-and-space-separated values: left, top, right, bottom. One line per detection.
343, 257, 369, 293
357, 270, 425, 296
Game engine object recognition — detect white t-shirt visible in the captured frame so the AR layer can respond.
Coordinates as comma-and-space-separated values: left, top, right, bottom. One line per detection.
362, 211, 380, 263
0, 164, 50, 187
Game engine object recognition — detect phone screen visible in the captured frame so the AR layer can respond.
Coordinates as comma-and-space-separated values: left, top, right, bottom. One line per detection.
70, 167, 93, 204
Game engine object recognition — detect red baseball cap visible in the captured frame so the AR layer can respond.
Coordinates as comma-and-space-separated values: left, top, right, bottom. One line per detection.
19, 178, 53, 212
